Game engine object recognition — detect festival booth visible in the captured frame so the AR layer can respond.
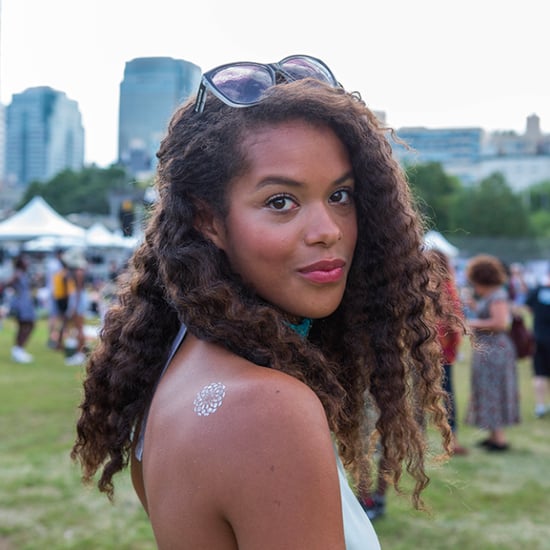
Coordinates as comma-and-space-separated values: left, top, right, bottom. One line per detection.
0, 196, 86, 242
0, 197, 87, 279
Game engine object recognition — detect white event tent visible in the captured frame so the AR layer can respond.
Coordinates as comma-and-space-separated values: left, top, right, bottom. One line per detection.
85, 222, 137, 249
423, 230, 460, 257
0, 196, 86, 241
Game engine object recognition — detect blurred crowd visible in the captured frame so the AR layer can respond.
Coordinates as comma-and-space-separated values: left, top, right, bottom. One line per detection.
1, 247, 549, 526
0, 248, 122, 365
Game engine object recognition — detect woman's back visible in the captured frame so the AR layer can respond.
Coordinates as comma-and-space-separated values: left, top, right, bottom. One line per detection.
133, 331, 348, 549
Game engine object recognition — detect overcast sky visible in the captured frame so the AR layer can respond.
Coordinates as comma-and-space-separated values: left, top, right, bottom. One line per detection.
1, 0, 548, 167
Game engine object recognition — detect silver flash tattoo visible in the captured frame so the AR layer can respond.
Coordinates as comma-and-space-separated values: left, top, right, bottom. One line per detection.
193, 382, 226, 416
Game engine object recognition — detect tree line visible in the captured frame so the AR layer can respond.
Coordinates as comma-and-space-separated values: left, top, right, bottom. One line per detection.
406, 162, 550, 238
15, 162, 550, 239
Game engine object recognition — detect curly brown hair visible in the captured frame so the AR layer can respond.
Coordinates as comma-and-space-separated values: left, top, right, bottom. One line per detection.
426, 249, 460, 319
71, 78, 451, 510
466, 254, 508, 287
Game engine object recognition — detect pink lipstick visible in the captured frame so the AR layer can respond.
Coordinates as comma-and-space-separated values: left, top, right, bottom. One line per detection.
298, 259, 345, 284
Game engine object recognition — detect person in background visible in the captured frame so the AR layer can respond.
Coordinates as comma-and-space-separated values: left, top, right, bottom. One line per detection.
0, 278, 5, 327
72, 55, 452, 549
426, 248, 468, 455
46, 248, 64, 348
62, 248, 89, 366
51, 254, 74, 351
525, 272, 550, 418
465, 254, 520, 451
7, 255, 36, 363
509, 262, 529, 308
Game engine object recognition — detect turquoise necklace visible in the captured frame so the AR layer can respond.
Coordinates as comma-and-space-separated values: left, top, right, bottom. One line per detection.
288, 317, 313, 338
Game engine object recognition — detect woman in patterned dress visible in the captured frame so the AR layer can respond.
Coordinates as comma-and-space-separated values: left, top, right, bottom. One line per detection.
465, 254, 520, 451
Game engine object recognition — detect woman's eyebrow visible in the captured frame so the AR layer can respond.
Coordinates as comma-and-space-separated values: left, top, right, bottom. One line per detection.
256, 171, 354, 190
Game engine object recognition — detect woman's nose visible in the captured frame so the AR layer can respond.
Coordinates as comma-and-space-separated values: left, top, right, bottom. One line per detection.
303, 205, 342, 246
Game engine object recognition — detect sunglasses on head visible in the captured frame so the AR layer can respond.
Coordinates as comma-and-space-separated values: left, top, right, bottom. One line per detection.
194, 54, 339, 113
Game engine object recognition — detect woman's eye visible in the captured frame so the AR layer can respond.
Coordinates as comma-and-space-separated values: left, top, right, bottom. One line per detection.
266, 195, 298, 211
330, 188, 353, 205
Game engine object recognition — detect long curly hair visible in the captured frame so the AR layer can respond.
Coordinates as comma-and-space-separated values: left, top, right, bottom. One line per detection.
72, 78, 451, 509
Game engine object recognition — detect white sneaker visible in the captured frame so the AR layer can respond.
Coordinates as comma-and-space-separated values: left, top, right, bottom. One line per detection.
11, 346, 32, 363
65, 352, 86, 366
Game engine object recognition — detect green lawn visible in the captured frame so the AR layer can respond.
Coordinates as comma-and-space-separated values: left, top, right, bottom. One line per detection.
0, 319, 549, 549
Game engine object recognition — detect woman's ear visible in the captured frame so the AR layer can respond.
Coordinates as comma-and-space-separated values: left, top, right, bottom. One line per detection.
193, 203, 227, 250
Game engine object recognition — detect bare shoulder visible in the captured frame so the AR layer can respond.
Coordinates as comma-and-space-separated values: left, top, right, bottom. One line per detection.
203, 357, 344, 548
152, 336, 331, 450
143, 339, 345, 549
230, 364, 330, 436
181, 356, 335, 469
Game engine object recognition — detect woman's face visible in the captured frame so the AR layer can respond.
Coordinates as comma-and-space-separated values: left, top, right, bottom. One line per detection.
209, 120, 357, 319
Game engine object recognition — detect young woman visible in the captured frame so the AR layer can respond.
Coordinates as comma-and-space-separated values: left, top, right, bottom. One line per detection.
72, 55, 451, 549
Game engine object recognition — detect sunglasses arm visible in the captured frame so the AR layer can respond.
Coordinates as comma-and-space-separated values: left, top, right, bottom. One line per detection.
194, 82, 208, 113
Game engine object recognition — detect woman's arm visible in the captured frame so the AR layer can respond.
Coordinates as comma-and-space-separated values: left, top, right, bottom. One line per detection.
469, 299, 510, 332
221, 375, 346, 550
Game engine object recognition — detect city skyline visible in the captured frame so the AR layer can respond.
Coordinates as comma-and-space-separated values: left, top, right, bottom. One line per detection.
1, 0, 548, 167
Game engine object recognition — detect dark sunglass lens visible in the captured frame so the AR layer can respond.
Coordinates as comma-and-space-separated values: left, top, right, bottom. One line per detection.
211, 64, 274, 105
280, 57, 335, 84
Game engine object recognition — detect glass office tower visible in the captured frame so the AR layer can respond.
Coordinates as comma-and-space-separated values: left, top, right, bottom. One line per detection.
118, 56, 201, 177
5, 86, 84, 187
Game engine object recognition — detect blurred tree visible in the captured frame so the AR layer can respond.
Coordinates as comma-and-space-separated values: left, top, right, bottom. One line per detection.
451, 172, 533, 237
406, 162, 462, 231
19, 165, 132, 215
529, 210, 550, 237
525, 180, 550, 211
524, 180, 550, 236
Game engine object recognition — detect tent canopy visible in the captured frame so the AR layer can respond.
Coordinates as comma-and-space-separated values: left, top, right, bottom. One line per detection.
85, 222, 121, 248
423, 230, 460, 257
85, 222, 138, 249
0, 196, 86, 241
22, 235, 85, 252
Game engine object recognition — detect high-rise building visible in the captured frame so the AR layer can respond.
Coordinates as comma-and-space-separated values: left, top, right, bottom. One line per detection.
5, 86, 84, 188
118, 56, 201, 177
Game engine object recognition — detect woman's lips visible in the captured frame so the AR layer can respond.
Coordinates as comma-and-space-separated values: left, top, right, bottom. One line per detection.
298, 259, 346, 284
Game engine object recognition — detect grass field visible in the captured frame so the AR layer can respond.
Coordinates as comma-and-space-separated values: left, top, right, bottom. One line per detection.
1, 319, 549, 549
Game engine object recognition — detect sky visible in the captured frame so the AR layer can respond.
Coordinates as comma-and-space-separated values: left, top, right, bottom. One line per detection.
1, 0, 548, 167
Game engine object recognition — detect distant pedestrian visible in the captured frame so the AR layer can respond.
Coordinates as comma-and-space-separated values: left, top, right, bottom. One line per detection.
7, 255, 36, 363
509, 262, 529, 308
51, 256, 73, 350
46, 248, 64, 348
61, 248, 89, 366
525, 273, 550, 418
465, 254, 520, 451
